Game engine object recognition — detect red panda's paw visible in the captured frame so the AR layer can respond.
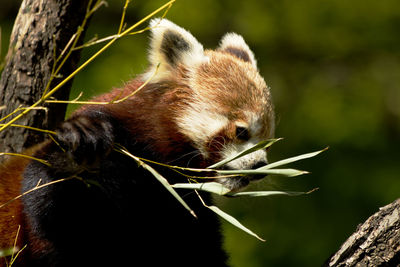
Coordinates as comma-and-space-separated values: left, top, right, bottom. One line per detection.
55, 115, 115, 166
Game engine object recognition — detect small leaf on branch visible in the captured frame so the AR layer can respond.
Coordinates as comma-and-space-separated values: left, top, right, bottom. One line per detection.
207, 205, 265, 242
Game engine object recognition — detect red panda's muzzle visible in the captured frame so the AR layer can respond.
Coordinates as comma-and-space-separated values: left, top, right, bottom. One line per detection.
215, 160, 268, 191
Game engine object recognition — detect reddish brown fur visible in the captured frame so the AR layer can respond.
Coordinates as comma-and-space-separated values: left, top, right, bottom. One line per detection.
0, 143, 55, 266
0, 156, 26, 256
73, 78, 196, 166
0, 147, 37, 265
0, 75, 192, 254
105, 80, 195, 163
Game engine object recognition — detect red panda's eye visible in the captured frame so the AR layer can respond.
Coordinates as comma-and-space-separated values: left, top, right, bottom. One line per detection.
235, 126, 250, 141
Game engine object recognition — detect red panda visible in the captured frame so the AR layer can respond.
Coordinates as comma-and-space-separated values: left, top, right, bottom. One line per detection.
0, 19, 275, 267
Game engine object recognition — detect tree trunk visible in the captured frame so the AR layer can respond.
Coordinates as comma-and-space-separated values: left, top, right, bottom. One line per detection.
0, 0, 91, 155
325, 199, 400, 266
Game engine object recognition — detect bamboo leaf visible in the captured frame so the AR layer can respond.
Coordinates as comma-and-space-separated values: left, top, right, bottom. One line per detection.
173, 182, 231, 195
173, 182, 309, 198
261, 147, 328, 170
143, 165, 197, 217
228, 190, 306, 197
207, 205, 265, 242
207, 138, 282, 169
117, 148, 197, 218
216, 168, 308, 177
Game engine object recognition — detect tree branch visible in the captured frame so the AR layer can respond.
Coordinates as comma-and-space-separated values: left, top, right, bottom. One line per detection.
0, 0, 91, 155
325, 199, 400, 266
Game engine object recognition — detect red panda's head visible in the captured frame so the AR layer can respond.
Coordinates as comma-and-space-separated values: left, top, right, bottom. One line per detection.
142, 19, 275, 190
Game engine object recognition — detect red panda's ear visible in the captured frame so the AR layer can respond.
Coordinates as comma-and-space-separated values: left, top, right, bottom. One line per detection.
218, 33, 257, 69
145, 18, 207, 81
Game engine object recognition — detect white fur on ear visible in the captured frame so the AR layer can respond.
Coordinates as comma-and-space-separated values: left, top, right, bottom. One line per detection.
218, 33, 257, 69
144, 18, 207, 82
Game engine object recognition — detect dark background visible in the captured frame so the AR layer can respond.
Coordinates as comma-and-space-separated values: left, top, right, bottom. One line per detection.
1, 1, 399, 266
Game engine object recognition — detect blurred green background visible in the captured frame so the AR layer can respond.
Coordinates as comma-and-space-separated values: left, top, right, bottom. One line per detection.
1, 0, 400, 266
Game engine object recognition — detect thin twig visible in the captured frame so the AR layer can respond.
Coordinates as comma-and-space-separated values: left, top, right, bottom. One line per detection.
0, 152, 50, 166
0, 177, 76, 209
118, 0, 130, 34
0, 124, 56, 135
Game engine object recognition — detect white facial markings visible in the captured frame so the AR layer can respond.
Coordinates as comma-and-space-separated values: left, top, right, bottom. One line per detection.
235, 121, 249, 129
176, 102, 229, 156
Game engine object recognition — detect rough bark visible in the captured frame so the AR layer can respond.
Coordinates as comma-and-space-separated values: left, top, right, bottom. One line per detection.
325, 199, 400, 267
0, 0, 91, 154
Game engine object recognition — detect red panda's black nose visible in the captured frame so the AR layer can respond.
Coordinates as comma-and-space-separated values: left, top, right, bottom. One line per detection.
251, 161, 268, 170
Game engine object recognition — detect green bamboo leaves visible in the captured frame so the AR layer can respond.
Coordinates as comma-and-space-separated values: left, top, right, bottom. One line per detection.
209, 140, 327, 180
173, 182, 310, 198
117, 140, 327, 241
259, 148, 328, 170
